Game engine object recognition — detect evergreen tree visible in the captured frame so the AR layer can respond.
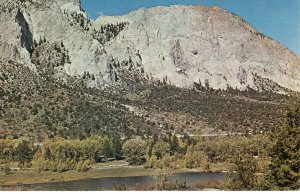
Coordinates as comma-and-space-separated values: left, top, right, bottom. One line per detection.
153, 133, 158, 143
262, 107, 300, 190
153, 141, 170, 159
39, 36, 43, 45
170, 135, 179, 155
111, 134, 123, 160
222, 153, 258, 190
33, 39, 38, 48
103, 138, 112, 161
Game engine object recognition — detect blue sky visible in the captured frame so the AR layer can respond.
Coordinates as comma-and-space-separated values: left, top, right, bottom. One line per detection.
81, 0, 300, 55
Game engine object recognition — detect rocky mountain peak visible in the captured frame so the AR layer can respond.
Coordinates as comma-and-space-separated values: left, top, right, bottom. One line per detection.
0, 2, 299, 93
95, 5, 300, 92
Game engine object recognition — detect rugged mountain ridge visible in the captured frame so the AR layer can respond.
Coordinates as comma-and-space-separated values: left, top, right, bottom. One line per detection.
0, 0, 299, 93
0, 0, 114, 87
96, 5, 300, 92
0, 0, 299, 140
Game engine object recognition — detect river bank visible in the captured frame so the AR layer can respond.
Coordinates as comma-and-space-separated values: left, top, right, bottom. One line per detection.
0, 171, 225, 191
0, 162, 229, 187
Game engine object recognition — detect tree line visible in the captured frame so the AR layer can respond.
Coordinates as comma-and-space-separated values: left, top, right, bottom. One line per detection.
0, 107, 299, 190
222, 106, 300, 190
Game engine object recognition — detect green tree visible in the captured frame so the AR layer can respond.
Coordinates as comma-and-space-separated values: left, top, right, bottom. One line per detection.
222, 154, 258, 190
123, 139, 147, 165
13, 140, 34, 167
153, 141, 170, 159
262, 107, 300, 190
185, 148, 208, 169
148, 134, 159, 157
32, 136, 106, 172
170, 135, 179, 155
103, 138, 112, 161
111, 134, 123, 160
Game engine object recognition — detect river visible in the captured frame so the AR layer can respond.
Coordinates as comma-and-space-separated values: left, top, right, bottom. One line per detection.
5, 172, 225, 191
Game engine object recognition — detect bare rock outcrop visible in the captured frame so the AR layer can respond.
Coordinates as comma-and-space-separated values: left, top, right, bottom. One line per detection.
0, 1, 299, 93
98, 5, 300, 92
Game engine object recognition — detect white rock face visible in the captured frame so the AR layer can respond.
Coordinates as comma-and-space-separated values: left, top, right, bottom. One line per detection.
0, 1, 299, 92
98, 6, 300, 92
0, 0, 113, 87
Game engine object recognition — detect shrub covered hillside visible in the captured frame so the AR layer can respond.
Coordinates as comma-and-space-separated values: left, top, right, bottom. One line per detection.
0, 59, 299, 141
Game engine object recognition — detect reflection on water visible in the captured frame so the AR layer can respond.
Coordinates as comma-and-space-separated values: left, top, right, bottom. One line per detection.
5, 172, 225, 191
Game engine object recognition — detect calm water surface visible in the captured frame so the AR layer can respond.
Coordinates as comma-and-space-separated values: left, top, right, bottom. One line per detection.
14, 172, 225, 191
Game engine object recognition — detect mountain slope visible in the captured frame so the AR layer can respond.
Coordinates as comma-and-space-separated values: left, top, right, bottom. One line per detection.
0, 0, 299, 140
95, 5, 300, 92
